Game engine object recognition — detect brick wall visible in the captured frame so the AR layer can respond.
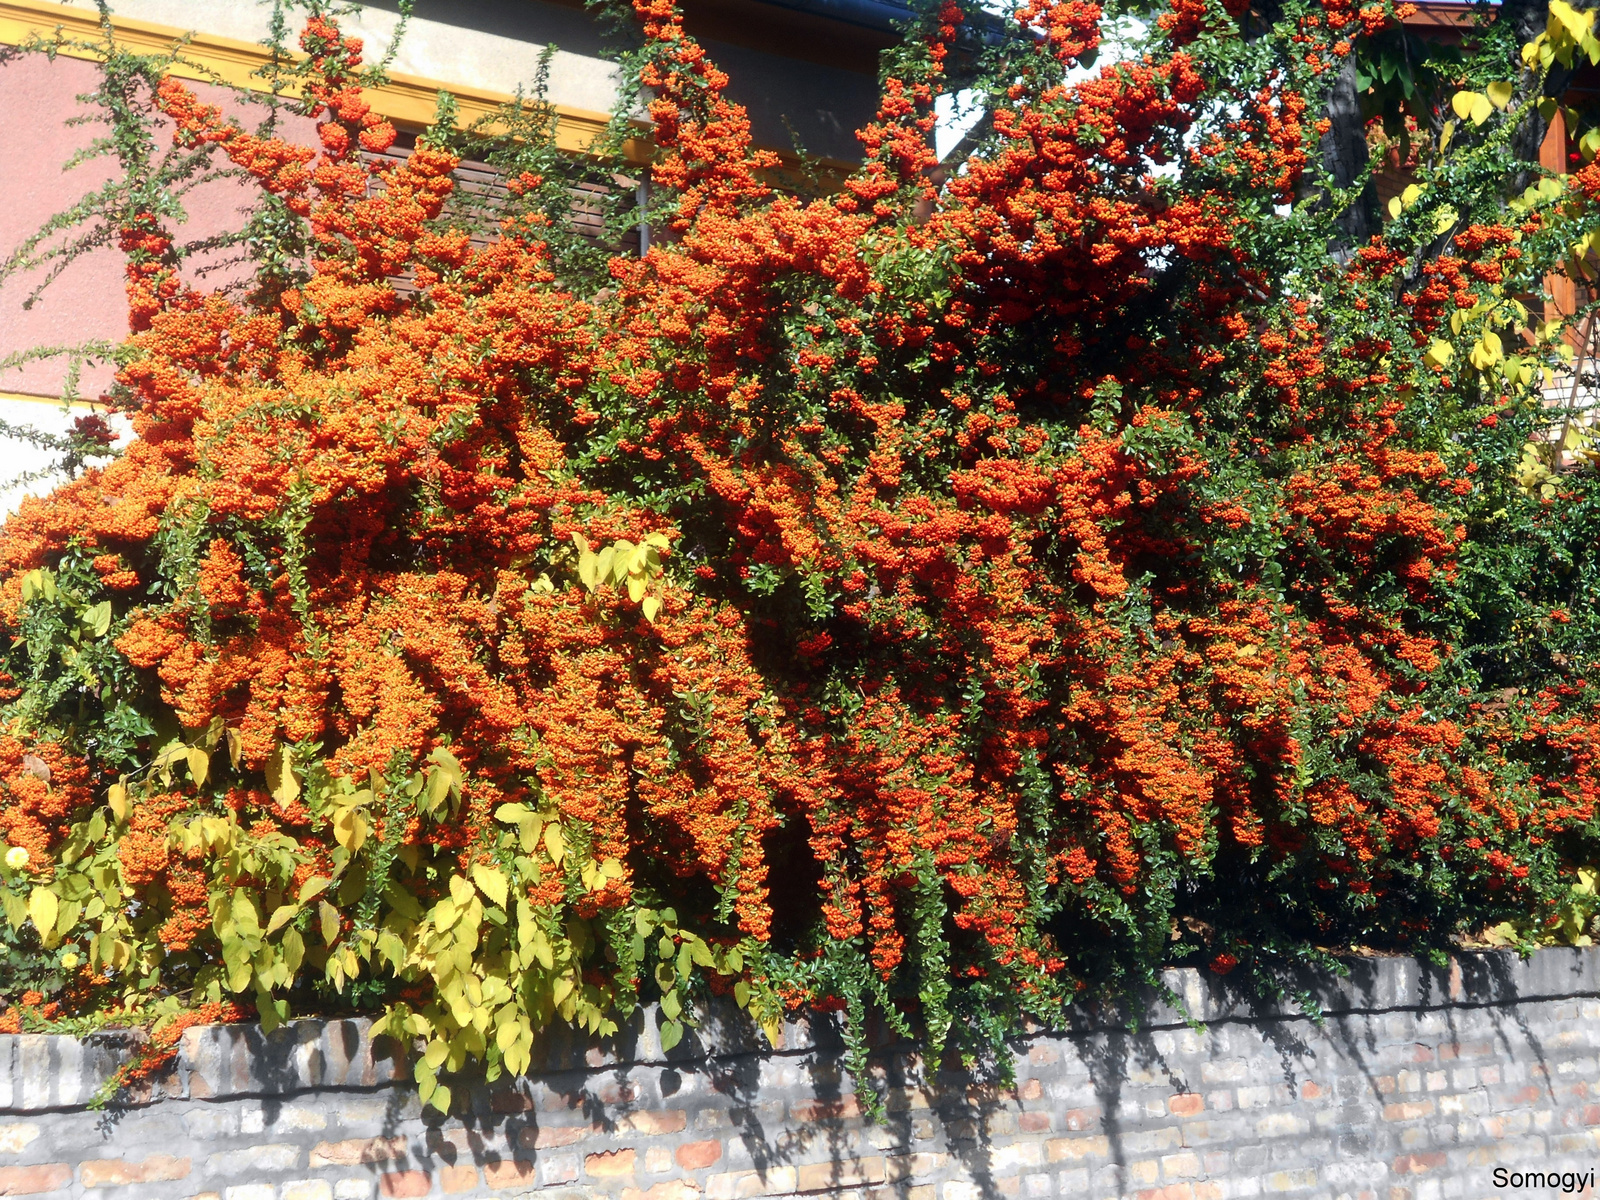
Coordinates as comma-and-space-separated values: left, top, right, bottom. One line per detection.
1, 947, 1598, 1199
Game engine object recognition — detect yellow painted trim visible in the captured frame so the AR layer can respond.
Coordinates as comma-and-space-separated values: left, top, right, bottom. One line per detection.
0, 389, 106, 410
0, 0, 650, 158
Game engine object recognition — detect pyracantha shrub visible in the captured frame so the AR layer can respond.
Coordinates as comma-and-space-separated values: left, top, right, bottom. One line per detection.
5, 0, 1600, 1105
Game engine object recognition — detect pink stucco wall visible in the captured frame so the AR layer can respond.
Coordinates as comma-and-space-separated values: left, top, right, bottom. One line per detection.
0, 54, 315, 399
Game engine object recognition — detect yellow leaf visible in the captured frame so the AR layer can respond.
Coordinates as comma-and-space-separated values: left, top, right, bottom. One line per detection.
1434, 206, 1458, 236
107, 782, 127, 822
266, 746, 299, 809
319, 899, 341, 945
1486, 81, 1515, 109
298, 875, 331, 904
1387, 196, 1402, 220
333, 808, 368, 853
266, 903, 299, 935
642, 595, 662, 623
544, 823, 566, 866
1551, 0, 1592, 42
232, 889, 262, 938
425, 768, 452, 812
1401, 182, 1424, 208
1439, 119, 1455, 152
471, 864, 509, 908
449, 875, 476, 908
1424, 340, 1454, 367
434, 897, 461, 932
225, 728, 242, 771
1470, 93, 1493, 126
1450, 91, 1478, 120
187, 747, 210, 789
627, 575, 647, 603
28, 888, 57, 940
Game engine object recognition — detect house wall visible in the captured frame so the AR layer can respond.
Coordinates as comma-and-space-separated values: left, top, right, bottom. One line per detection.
0, 52, 318, 403
0, 0, 878, 408
0, 948, 1595, 1198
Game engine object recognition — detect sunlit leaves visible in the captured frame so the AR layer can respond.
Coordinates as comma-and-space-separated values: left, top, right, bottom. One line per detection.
572, 532, 670, 622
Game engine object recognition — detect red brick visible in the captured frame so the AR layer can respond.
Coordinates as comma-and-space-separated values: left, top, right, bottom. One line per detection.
1019, 1111, 1053, 1132
0, 1165, 71, 1195
1584, 1104, 1600, 1126
1382, 1100, 1435, 1121
1017, 1078, 1043, 1101
598, 1081, 638, 1104
1392, 1153, 1446, 1175
484, 1159, 537, 1189
791, 1097, 862, 1122
1300, 1082, 1324, 1100
676, 1139, 723, 1170
80, 1157, 190, 1186
622, 1184, 703, 1200
379, 1172, 432, 1199
1169, 1094, 1205, 1116
587, 1149, 638, 1178
618, 1110, 687, 1135
517, 1123, 596, 1149
490, 1089, 533, 1114
1062, 1107, 1100, 1131
1136, 1185, 1198, 1200
1411, 1044, 1435, 1063
312, 1137, 409, 1167
441, 1164, 480, 1193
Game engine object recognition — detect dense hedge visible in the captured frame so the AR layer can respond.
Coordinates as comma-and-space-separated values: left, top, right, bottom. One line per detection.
3, 0, 1600, 1105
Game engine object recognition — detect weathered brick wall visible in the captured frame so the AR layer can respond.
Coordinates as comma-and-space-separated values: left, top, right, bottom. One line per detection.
0, 948, 1597, 1199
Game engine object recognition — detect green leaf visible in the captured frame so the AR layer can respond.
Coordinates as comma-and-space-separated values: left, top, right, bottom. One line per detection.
659, 1019, 683, 1051
81, 601, 112, 639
